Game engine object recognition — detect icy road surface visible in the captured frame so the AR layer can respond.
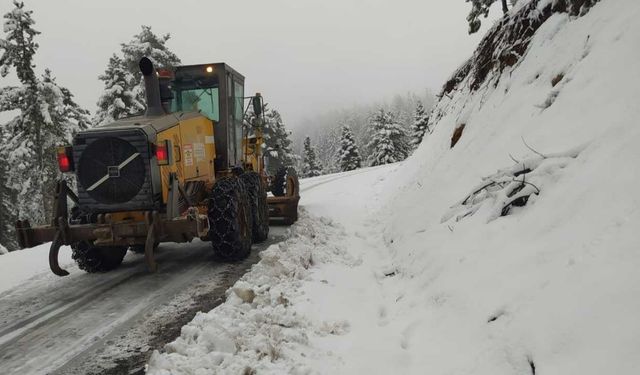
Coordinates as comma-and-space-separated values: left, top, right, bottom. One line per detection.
0, 230, 287, 374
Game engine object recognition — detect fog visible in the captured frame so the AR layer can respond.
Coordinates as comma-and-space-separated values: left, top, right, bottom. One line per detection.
4, 0, 498, 128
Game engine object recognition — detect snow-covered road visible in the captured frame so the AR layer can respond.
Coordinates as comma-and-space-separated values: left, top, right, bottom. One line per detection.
0, 168, 373, 375
0, 230, 288, 374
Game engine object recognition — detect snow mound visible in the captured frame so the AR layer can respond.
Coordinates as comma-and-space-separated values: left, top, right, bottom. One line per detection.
147, 210, 356, 374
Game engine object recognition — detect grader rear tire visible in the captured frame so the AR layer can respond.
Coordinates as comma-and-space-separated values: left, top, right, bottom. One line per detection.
271, 166, 298, 197
241, 171, 269, 243
71, 242, 128, 273
70, 207, 127, 273
208, 176, 253, 261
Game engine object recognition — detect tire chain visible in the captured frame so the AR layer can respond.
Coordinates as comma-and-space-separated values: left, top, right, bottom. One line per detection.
70, 208, 127, 273
71, 242, 128, 273
207, 176, 253, 261
240, 172, 269, 242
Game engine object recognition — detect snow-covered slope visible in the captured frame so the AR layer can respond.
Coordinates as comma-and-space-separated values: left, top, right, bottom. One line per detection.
147, 1, 640, 373
384, 0, 640, 373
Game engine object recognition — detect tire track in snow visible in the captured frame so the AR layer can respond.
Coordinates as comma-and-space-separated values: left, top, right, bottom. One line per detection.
0, 231, 287, 375
300, 165, 391, 193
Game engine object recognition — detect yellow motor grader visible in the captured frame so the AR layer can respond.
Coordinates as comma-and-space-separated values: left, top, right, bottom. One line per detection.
14, 57, 299, 276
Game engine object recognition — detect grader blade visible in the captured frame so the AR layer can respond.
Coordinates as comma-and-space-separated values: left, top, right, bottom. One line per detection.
267, 172, 300, 225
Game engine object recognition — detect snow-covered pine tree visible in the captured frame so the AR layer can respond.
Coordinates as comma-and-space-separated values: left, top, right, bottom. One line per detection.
94, 54, 145, 125
262, 106, 297, 174
465, 0, 510, 34
338, 125, 361, 171
410, 102, 430, 149
367, 109, 410, 166
301, 136, 322, 178
120, 25, 181, 108
41, 69, 90, 138
0, 1, 89, 247
39, 68, 90, 199
0, 0, 46, 228
0, 126, 17, 250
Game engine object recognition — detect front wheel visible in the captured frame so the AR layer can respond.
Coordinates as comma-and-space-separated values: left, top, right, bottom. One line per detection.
208, 176, 253, 261
71, 242, 128, 273
241, 171, 269, 243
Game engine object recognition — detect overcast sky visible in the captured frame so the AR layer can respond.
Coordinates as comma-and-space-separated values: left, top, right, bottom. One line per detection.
3, 0, 498, 128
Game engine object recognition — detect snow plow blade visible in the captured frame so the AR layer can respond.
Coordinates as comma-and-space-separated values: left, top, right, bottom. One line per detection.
267, 173, 300, 225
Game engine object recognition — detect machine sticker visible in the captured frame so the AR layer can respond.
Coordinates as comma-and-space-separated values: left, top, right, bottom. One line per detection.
194, 143, 205, 162
183, 144, 194, 166
204, 135, 215, 144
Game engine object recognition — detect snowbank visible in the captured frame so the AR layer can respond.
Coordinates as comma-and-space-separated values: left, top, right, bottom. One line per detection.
0, 243, 73, 294
147, 210, 358, 374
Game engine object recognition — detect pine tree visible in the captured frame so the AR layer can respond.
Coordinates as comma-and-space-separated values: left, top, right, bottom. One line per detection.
301, 136, 322, 177
367, 109, 410, 166
0, 0, 45, 229
0, 126, 17, 250
338, 125, 361, 172
262, 106, 297, 174
41, 69, 90, 138
94, 54, 145, 125
120, 25, 181, 108
410, 102, 430, 149
465, 0, 510, 34
0, 1, 88, 249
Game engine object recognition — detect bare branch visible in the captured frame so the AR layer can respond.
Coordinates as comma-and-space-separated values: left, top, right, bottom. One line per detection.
521, 137, 547, 158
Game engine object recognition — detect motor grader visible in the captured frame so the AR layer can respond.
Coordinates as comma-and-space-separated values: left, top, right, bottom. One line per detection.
14, 57, 299, 276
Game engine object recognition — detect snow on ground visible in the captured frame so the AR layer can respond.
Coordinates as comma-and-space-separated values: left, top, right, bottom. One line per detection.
148, 1, 640, 374
0, 243, 73, 294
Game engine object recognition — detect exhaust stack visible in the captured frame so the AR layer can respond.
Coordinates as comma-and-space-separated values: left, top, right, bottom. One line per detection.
139, 57, 165, 117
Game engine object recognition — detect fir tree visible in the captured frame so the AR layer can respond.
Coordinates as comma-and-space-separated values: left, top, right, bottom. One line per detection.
0, 127, 16, 250
120, 25, 181, 108
94, 54, 144, 125
367, 109, 410, 166
338, 125, 361, 172
0, 1, 88, 248
410, 102, 430, 149
465, 0, 510, 34
41, 69, 90, 138
301, 136, 322, 178
0, 0, 45, 228
262, 106, 297, 174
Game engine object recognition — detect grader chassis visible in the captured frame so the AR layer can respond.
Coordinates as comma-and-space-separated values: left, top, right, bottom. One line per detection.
15, 57, 299, 276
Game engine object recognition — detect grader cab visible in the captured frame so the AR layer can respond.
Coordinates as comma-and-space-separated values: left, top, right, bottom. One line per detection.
15, 57, 299, 276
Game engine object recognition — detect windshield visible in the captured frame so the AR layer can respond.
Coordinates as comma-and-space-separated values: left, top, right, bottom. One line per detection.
171, 87, 220, 121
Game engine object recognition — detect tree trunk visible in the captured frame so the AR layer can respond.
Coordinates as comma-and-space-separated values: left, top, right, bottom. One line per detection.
502, 0, 509, 14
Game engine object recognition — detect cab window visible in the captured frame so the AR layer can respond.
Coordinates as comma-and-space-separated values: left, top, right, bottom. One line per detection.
171, 87, 220, 121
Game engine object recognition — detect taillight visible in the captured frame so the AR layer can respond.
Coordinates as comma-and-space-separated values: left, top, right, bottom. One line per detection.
156, 140, 171, 166
57, 146, 74, 172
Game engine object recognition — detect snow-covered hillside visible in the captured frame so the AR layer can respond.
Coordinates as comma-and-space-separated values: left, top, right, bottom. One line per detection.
147, 0, 640, 373
382, 0, 640, 373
